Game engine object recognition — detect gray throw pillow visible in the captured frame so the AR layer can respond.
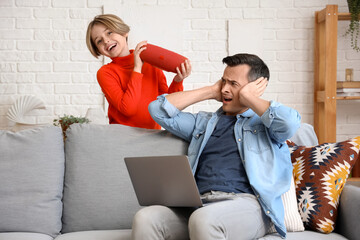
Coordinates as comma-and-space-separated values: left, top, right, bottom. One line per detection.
0, 126, 64, 237
289, 123, 319, 146
61, 124, 188, 233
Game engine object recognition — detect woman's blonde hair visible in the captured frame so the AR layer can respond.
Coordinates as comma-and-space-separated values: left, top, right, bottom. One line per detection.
86, 14, 130, 58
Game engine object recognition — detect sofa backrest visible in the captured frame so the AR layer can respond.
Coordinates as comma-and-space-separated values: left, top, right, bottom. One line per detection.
0, 126, 64, 237
61, 124, 188, 233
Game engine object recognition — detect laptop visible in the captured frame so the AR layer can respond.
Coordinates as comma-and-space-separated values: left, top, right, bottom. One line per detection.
124, 155, 203, 207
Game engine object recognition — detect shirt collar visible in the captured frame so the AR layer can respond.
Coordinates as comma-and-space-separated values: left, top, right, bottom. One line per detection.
215, 107, 255, 118
238, 108, 255, 118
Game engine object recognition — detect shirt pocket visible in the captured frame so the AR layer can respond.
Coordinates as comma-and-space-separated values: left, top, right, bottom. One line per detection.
188, 128, 205, 157
243, 124, 270, 153
191, 128, 205, 143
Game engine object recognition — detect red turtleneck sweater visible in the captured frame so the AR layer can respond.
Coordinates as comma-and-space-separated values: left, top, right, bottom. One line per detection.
97, 51, 183, 129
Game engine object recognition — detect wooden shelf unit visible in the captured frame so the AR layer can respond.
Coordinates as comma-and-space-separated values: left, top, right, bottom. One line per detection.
314, 5, 360, 144
337, 96, 360, 100
314, 5, 360, 178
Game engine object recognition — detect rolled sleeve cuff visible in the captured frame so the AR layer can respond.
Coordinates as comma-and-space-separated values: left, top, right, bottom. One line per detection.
157, 94, 180, 117
261, 100, 279, 128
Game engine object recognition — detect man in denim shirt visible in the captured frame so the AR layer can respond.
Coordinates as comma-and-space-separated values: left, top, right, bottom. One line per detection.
132, 54, 301, 240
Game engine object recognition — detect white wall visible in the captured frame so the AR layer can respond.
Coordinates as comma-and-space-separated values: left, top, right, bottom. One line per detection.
0, 0, 359, 142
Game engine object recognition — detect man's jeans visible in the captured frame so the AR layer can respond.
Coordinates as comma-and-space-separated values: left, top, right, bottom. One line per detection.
131, 192, 271, 240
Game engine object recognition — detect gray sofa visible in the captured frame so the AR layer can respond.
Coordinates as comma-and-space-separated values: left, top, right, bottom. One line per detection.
0, 123, 359, 240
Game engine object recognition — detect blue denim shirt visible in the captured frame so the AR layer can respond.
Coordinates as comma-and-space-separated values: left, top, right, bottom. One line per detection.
148, 95, 301, 238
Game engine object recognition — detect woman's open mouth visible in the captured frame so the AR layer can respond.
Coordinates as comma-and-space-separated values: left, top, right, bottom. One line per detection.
107, 43, 117, 51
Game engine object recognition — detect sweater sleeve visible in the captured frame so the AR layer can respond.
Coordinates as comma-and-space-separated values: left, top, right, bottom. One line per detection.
168, 79, 183, 93
157, 69, 183, 95
97, 67, 143, 117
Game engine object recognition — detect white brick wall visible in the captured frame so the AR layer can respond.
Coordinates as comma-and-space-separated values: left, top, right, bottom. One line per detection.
0, 0, 359, 143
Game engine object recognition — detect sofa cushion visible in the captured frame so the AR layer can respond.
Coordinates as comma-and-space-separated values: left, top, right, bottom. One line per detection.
55, 230, 131, 240
0, 126, 64, 238
61, 124, 188, 233
0, 232, 54, 240
288, 137, 360, 233
260, 230, 347, 240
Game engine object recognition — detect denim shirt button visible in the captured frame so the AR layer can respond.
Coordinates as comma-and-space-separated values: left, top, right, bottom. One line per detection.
238, 138, 241, 142
266, 210, 270, 214
253, 129, 257, 133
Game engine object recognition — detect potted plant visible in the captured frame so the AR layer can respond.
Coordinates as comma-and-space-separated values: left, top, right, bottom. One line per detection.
53, 114, 90, 140
345, 0, 360, 51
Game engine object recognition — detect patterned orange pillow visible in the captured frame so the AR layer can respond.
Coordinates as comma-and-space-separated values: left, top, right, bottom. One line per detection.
287, 136, 360, 233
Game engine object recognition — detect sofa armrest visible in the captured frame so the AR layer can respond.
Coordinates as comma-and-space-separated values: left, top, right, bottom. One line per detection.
336, 184, 360, 239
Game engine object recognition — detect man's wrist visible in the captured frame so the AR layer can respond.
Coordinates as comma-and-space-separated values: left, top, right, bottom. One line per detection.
207, 86, 219, 101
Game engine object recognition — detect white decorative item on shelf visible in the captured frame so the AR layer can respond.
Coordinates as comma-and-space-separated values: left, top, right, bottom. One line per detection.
345, 68, 354, 81
7, 96, 46, 131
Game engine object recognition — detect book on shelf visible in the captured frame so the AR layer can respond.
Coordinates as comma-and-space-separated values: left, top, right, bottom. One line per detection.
337, 92, 360, 97
337, 81, 360, 89
337, 81, 360, 96
337, 88, 360, 93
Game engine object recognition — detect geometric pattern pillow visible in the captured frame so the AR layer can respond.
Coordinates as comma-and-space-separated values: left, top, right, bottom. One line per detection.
287, 136, 360, 233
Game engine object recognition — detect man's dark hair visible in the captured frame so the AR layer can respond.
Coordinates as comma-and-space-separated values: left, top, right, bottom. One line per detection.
222, 53, 270, 82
